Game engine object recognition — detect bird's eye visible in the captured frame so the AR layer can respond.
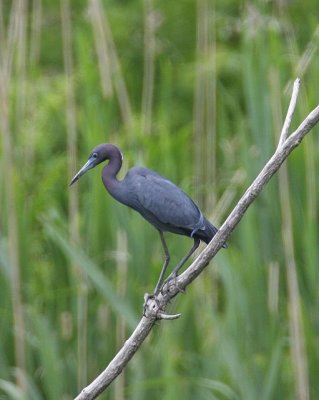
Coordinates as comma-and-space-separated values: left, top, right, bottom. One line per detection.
92, 153, 98, 159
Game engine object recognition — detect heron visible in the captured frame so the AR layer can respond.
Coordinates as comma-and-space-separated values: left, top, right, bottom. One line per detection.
70, 143, 226, 296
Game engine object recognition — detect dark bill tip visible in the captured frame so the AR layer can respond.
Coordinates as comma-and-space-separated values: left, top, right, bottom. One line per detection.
69, 158, 95, 187
69, 175, 79, 186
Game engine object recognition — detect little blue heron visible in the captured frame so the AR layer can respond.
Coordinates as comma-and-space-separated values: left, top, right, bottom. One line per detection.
70, 144, 226, 295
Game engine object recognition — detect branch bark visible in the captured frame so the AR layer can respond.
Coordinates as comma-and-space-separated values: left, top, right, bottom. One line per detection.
74, 80, 319, 400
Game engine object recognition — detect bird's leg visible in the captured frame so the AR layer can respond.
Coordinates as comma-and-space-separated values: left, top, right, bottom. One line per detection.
153, 231, 170, 295
170, 238, 200, 276
143, 231, 170, 315
162, 238, 200, 291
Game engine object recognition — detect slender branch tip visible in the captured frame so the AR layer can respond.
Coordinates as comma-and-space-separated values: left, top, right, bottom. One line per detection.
277, 77, 301, 149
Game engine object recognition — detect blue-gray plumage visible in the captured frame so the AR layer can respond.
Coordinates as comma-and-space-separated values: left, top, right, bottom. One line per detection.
70, 143, 226, 295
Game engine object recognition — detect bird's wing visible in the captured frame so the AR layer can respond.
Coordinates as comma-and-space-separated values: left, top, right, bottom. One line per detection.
128, 169, 203, 230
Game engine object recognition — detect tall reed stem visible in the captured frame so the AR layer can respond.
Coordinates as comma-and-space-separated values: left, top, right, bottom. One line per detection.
114, 229, 128, 400
61, 0, 88, 390
270, 70, 309, 400
89, 0, 133, 131
0, 0, 27, 392
141, 0, 156, 135
29, 0, 42, 65
194, 0, 216, 210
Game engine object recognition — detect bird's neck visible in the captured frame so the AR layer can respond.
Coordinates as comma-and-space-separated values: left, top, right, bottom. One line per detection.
101, 150, 123, 200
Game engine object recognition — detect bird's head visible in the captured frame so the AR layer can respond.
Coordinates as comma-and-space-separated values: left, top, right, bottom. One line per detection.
70, 143, 122, 186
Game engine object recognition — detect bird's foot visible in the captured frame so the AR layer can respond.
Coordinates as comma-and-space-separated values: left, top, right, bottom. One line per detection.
143, 292, 181, 320
161, 273, 185, 294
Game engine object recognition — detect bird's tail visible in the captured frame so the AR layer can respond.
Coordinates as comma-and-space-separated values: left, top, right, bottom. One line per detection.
196, 218, 228, 248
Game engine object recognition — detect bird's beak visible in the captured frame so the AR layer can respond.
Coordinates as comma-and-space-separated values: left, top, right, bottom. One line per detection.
70, 157, 95, 186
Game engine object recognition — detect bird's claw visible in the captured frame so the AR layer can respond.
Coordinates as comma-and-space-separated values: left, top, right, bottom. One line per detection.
161, 273, 185, 294
143, 292, 181, 320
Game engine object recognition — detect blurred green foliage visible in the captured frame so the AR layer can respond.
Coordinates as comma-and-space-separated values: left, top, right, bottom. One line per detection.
0, 0, 319, 399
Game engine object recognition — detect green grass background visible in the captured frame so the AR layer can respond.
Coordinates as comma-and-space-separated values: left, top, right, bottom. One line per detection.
0, 0, 318, 399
